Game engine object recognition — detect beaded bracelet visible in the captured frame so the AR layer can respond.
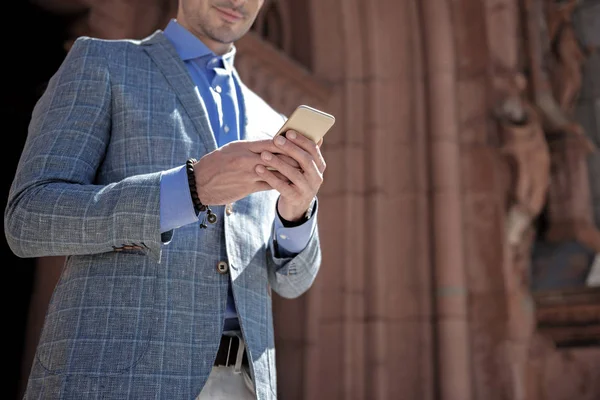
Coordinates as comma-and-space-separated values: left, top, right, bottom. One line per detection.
185, 158, 217, 228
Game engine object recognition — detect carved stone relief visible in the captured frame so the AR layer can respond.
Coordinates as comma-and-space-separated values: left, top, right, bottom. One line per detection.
492, 64, 551, 400
573, 0, 600, 285
494, 72, 550, 249
573, 0, 600, 227
524, 0, 600, 257
546, 0, 588, 116
520, 0, 600, 359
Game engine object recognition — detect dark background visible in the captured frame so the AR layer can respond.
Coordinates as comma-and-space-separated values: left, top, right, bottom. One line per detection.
3, 2, 68, 398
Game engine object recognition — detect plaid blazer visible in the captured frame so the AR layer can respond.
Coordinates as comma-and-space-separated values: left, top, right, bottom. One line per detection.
5, 31, 321, 400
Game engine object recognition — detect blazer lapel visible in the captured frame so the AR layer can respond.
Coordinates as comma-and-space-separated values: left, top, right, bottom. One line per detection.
141, 31, 217, 153
232, 68, 250, 140
232, 69, 251, 141
233, 71, 283, 142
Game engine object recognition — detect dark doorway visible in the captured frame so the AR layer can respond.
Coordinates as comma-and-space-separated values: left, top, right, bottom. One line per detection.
2, 2, 69, 399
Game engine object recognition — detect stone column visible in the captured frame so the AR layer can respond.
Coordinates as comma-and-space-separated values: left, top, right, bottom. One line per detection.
306, 0, 435, 398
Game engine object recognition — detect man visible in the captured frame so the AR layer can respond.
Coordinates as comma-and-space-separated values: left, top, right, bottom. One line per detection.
4, 0, 324, 398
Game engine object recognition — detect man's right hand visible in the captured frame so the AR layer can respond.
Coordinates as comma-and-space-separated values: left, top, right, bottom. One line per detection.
193, 139, 298, 206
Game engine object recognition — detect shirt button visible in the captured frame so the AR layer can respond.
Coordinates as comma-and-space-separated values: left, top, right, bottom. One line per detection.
224, 125, 230, 133
279, 234, 287, 240
226, 204, 233, 215
217, 261, 229, 274
214, 85, 222, 93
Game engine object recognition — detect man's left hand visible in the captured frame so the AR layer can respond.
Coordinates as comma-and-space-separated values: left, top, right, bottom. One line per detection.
255, 130, 326, 222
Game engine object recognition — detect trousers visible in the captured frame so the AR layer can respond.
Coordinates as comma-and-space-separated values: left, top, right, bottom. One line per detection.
196, 334, 255, 399
196, 365, 255, 399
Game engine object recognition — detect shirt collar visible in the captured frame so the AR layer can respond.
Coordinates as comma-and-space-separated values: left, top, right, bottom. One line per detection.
163, 19, 236, 71
221, 47, 236, 71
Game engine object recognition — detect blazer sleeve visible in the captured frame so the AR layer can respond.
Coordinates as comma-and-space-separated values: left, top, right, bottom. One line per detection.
262, 111, 322, 298
266, 210, 322, 299
4, 37, 165, 262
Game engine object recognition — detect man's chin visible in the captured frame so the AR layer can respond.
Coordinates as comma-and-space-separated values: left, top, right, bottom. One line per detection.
209, 28, 246, 45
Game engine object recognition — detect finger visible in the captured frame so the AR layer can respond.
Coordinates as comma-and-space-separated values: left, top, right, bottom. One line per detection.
277, 154, 301, 169
243, 139, 303, 169
285, 131, 326, 174
245, 138, 284, 155
248, 144, 301, 171
245, 153, 278, 180
260, 151, 309, 191
273, 133, 323, 177
246, 152, 297, 178
272, 170, 293, 183
255, 164, 298, 198
260, 167, 292, 183
253, 181, 275, 192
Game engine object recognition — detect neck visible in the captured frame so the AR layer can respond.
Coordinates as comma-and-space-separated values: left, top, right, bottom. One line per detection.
201, 38, 232, 56
174, 17, 233, 55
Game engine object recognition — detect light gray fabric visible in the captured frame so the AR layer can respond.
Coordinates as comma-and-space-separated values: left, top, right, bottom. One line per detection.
196, 367, 255, 400
5, 31, 321, 400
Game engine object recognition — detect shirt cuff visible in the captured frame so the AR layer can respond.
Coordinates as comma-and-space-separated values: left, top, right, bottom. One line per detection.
273, 198, 318, 257
159, 165, 199, 233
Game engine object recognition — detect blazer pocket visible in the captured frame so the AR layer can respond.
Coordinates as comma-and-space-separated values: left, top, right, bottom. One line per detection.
36, 255, 157, 375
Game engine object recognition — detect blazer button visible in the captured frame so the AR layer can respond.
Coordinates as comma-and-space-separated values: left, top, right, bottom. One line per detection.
217, 261, 229, 274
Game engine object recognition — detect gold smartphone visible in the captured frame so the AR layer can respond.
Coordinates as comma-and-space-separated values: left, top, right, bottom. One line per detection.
267, 105, 335, 171
274, 104, 336, 143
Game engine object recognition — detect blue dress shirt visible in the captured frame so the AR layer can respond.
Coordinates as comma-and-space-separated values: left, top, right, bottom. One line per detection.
159, 19, 317, 330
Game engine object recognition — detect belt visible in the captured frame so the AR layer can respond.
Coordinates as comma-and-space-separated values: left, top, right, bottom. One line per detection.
214, 335, 249, 368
